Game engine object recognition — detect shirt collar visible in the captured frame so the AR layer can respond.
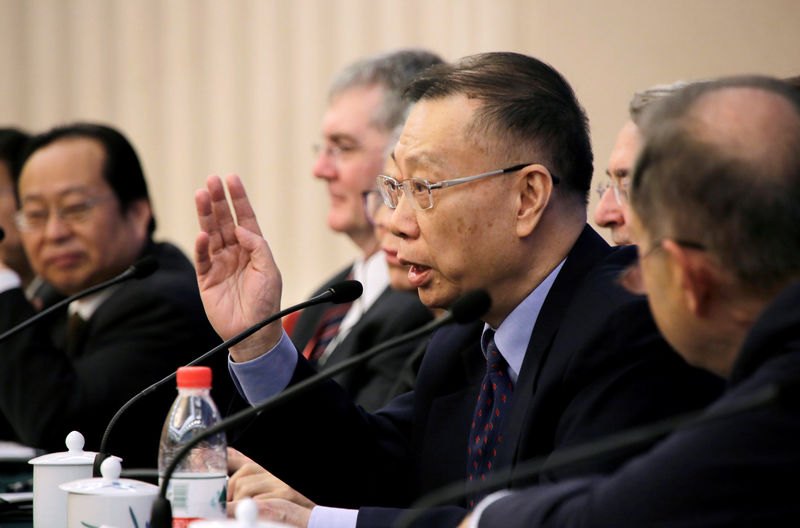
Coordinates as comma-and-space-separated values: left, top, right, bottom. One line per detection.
481, 258, 566, 384
351, 251, 390, 310
68, 286, 118, 320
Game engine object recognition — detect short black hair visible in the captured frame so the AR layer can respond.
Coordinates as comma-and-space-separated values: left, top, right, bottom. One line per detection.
632, 76, 800, 295
0, 127, 31, 189
21, 123, 156, 235
406, 52, 593, 204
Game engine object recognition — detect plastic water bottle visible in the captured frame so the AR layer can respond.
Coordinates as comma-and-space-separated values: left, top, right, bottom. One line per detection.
158, 366, 227, 528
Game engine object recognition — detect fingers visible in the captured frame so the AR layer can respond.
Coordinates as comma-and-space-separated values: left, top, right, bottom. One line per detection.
225, 174, 263, 236
235, 225, 281, 280
195, 231, 211, 276
227, 464, 314, 509
229, 498, 312, 528
227, 447, 254, 474
195, 188, 225, 258
228, 463, 273, 502
207, 174, 239, 248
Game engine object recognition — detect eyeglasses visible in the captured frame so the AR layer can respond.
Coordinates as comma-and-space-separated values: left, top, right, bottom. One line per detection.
619, 237, 706, 295
595, 177, 630, 206
361, 190, 384, 225
376, 163, 558, 211
14, 195, 115, 232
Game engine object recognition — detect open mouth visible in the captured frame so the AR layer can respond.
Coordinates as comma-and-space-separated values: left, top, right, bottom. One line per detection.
407, 263, 432, 288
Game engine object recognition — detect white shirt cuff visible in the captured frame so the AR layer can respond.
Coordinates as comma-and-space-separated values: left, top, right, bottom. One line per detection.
0, 269, 22, 293
469, 491, 514, 528
308, 505, 358, 528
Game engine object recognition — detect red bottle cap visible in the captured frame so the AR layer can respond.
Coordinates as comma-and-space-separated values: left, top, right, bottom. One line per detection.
176, 366, 212, 388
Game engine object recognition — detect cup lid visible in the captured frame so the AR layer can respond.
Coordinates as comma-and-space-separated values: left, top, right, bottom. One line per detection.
59, 457, 157, 497
29, 431, 100, 466
189, 499, 291, 528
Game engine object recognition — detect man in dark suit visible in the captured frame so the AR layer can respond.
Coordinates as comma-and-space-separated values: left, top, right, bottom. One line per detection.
461, 77, 800, 527
195, 52, 721, 527
0, 123, 229, 468
290, 49, 441, 410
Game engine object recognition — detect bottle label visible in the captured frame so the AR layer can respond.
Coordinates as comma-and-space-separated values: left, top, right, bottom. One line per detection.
163, 472, 227, 527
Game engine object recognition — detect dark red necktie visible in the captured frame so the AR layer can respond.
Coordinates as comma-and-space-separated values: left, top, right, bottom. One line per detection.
302, 301, 353, 364
466, 331, 513, 508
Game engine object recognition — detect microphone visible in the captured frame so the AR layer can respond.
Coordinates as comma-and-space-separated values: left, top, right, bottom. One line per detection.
395, 381, 792, 528
0, 226, 5, 242
0, 256, 159, 344
149, 289, 491, 528
92, 279, 363, 476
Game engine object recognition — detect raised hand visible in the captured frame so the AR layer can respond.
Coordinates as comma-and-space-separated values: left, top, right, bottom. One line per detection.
195, 174, 283, 361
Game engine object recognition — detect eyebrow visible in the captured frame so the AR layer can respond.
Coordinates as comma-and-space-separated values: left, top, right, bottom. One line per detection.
392, 150, 448, 179
20, 186, 93, 203
605, 168, 630, 179
326, 132, 360, 146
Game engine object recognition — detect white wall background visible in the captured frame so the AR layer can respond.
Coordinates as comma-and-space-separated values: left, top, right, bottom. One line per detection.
1, 0, 798, 304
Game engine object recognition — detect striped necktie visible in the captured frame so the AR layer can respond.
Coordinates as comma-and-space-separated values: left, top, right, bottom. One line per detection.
302, 300, 354, 364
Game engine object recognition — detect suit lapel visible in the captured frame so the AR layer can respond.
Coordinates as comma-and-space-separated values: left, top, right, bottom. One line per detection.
494, 226, 613, 472
415, 322, 486, 491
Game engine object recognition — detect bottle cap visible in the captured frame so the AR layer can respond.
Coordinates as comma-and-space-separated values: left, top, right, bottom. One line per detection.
176, 366, 212, 388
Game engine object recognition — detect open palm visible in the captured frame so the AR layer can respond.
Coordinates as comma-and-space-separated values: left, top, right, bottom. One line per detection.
195, 174, 284, 360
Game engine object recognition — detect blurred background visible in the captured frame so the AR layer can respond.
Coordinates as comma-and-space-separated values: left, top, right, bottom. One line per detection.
1, 0, 798, 305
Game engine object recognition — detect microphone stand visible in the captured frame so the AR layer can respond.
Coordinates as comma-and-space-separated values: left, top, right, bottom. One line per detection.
0, 257, 158, 343
94, 281, 362, 476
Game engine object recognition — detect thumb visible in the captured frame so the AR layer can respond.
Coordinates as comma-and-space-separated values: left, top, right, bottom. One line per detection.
235, 225, 278, 270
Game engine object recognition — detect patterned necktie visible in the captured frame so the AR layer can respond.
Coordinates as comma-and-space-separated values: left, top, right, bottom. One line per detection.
466, 331, 514, 508
302, 300, 354, 364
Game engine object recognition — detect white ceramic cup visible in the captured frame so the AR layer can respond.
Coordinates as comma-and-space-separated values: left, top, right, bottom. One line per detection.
29, 431, 100, 528
60, 457, 158, 528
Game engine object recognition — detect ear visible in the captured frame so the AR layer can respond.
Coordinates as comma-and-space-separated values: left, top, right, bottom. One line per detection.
125, 198, 152, 240
515, 164, 553, 238
662, 239, 716, 316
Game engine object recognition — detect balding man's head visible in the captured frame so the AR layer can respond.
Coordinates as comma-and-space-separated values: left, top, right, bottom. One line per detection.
632, 76, 800, 297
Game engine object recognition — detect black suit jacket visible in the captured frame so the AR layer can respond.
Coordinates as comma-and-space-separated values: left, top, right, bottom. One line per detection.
479, 279, 800, 528
0, 241, 232, 468
290, 265, 434, 411
237, 227, 723, 527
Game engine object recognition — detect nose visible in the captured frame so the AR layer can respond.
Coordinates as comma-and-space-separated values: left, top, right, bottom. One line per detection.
312, 148, 337, 181
389, 192, 419, 241
593, 187, 624, 228
42, 212, 73, 241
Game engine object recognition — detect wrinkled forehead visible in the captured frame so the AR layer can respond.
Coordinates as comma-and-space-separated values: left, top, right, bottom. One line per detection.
393, 95, 481, 177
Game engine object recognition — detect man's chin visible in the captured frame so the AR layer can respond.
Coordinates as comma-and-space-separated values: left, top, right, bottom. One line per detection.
45, 273, 93, 297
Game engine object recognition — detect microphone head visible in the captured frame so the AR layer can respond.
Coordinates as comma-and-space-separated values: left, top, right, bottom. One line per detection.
0, 226, 4, 242
130, 256, 159, 279
328, 280, 363, 304
450, 289, 491, 324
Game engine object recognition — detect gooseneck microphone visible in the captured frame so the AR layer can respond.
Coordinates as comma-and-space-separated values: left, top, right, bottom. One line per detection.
93, 279, 363, 476
0, 256, 159, 344
395, 381, 791, 528
149, 289, 491, 528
